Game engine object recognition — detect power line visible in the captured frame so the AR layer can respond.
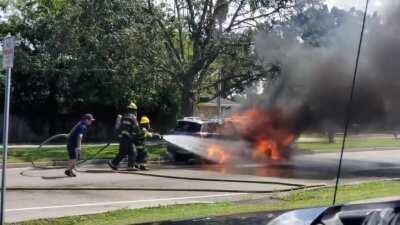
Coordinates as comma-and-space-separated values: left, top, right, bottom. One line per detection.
332, 0, 370, 205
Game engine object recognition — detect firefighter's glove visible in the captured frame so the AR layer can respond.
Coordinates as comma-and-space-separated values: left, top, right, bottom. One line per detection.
155, 134, 163, 140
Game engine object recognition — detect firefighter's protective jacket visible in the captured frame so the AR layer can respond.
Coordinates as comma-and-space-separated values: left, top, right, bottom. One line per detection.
117, 113, 140, 139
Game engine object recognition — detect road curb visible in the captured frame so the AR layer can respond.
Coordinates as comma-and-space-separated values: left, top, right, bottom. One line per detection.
5, 185, 323, 194
3, 159, 171, 168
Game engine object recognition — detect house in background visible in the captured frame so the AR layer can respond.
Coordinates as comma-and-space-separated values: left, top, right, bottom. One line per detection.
194, 98, 240, 119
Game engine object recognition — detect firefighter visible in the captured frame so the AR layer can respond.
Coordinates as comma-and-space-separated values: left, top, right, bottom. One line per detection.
108, 102, 140, 170
135, 116, 161, 170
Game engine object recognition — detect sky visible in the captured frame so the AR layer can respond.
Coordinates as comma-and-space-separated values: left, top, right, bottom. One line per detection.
325, 0, 384, 11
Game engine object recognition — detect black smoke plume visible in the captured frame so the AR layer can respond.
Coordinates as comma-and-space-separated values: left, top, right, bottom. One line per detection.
253, 2, 400, 133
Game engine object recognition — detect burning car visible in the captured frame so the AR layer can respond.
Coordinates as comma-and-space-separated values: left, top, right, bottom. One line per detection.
165, 106, 301, 164
166, 117, 222, 162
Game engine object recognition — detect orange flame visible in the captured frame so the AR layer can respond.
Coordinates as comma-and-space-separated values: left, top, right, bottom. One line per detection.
207, 144, 231, 164
252, 133, 295, 161
208, 106, 297, 164
253, 138, 278, 160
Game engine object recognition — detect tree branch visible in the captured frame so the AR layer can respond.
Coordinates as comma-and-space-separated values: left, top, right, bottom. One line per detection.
230, 8, 282, 28
225, 0, 245, 32
184, 0, 197, 31
199, 0, 210, 30
174, 0, 185, 61
196, 68, 219, 91
157, 65, 185, 89
142, 5, 183, 67
201, 65, 278, 91
229, 4, 293, 30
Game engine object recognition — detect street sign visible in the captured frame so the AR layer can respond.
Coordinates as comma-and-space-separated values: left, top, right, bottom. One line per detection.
2, 36, 14, 69
1, 35, 14, 225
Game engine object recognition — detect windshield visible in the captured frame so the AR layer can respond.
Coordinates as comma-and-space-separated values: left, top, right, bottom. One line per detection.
1, 0, 400, 224
175, 121, 202, 133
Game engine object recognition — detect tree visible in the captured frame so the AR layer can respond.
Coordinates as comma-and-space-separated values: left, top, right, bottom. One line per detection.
143, 0, 297, 116
0, 0, 180, 132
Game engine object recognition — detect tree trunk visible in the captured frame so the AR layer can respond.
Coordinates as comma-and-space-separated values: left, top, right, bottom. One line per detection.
180, 75, 197, 117
180, 88, 195, 117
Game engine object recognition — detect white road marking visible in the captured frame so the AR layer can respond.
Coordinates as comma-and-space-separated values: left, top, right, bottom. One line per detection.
6, 193, 247, 212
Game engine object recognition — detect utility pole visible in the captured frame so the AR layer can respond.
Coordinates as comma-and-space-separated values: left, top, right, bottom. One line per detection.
217, 22, 223, 123
215, 0, 227, 123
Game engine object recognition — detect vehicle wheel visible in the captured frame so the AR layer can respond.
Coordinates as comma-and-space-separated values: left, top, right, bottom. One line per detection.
173, 153, 193, 162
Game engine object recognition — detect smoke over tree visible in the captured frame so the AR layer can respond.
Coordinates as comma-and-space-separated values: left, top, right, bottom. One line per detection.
252, 2, 400, 133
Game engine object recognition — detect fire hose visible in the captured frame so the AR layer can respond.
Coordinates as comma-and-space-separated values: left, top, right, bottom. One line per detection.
19, 133, 326, 193
30, 133, 111, 170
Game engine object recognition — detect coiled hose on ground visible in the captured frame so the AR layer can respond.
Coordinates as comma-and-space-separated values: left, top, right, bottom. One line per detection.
30, 133, 111, 169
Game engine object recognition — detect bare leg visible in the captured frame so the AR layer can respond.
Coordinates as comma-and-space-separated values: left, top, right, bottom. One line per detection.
68, 159, 76, 170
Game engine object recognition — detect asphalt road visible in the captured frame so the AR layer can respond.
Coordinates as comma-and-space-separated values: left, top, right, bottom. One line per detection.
4, 166, 303, 222
4, 149, 400, 222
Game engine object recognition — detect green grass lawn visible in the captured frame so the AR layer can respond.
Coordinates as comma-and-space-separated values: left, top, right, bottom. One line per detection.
5, 144, 168, 163
296, 138, 400, 152
3, 137, 400, 163
9, 180, 400, 225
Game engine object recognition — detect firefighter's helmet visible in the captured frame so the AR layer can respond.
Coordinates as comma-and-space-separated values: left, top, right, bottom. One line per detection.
127, 102, 138, 110
140, 116, 150, 124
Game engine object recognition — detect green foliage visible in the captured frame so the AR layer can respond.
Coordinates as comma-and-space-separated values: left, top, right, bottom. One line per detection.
0, 0, 179, 129
1, 0, 340, 123
296, 137, 400, 152
4, 144, 167, 163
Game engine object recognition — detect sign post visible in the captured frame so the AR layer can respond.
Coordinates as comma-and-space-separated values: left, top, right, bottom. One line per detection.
1, 35, 14, 225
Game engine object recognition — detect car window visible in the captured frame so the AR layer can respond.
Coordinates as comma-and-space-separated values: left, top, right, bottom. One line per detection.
175, 121, 202, 133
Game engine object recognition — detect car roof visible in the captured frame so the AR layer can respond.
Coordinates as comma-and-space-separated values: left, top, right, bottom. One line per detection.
177, 117, 219, 124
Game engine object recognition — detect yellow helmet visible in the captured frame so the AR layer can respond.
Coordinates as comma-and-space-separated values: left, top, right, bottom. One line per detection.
140, 116, 150, 124
127, 102, 138, 110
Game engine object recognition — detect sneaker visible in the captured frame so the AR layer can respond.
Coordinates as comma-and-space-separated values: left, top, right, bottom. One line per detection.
127, 166, 138, 171
139, 164, 149, 171
108, 161, 118, 170
64, 170, 75, 177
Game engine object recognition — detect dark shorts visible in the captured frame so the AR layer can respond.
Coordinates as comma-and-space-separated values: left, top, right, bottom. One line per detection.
67, 145, 80, 160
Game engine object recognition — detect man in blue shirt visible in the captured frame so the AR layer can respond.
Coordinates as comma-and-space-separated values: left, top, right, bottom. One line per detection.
65, 114, 95, 177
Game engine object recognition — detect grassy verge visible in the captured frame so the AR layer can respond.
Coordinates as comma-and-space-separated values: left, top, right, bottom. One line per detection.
9, 180, 400, 225
296, 138, 400, 152
4, 144, 168, 163
4, 137, 400, 163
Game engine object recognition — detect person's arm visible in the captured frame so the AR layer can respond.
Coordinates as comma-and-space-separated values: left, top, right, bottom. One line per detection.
76, 134, 83, 150
131, 116, 140, 134
76, 125, 86, 150
143, 128, 153, 138
143, 128, 162, 139
115, 114, 122, 131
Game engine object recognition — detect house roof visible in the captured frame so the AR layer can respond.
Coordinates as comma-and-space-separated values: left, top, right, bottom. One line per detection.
198, 98, 239, 107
